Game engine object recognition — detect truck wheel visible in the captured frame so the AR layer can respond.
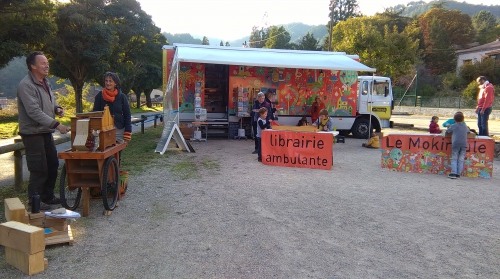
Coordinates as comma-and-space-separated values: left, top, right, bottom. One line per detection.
352, 118, 371, 139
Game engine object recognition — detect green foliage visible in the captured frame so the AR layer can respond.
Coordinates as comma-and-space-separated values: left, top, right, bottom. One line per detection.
440, 72, 466, 91
331, 16, 419, 80
472, 11, 500, 44
419, 7, 475, 48
462, 80, 479, 101
249, 26, 269, 48
459, 58, 500, 85
162, 33, 202, 44
328, 0, 362, 27
418, 83, 438, 97
55, 84, 93, 113
423, 16, 456, 75
202, 36, 210, 45
393, 0, 500, 19
46, 0, 114, 113
294, 32, 320, 51
264, 26, 292, 49
0, 0, 56, 68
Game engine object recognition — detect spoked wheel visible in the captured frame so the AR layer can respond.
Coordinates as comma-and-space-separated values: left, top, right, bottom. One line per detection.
102, 156, 119, 211
59, 164, 82, 210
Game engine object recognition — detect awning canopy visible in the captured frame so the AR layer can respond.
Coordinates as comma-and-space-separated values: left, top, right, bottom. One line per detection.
172, 44, 376, 72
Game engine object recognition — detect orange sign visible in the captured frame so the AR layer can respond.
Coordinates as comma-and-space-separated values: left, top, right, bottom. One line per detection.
261, 130, 333, 170
381, 134, 494, 178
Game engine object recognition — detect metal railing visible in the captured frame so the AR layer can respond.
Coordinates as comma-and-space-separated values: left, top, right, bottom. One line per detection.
0, 113, 163, 190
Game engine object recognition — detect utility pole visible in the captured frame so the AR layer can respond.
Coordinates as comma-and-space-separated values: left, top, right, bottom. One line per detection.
328, 0, 334, 52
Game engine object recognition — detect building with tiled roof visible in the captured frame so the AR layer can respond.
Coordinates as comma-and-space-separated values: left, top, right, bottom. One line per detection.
455, 38, 500, 74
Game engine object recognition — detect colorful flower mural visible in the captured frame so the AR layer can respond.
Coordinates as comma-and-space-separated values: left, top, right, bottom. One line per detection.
227, 66, 357, 116
381, 134, 494, 178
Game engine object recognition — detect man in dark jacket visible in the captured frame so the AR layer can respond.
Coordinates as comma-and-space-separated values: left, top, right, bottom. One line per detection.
17, 52, 70, 209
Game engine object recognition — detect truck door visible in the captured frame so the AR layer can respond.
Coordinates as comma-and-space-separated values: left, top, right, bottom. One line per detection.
358, 79, 392, 120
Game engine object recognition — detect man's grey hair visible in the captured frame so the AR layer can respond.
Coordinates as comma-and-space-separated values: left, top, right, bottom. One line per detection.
257, 92, 265, 97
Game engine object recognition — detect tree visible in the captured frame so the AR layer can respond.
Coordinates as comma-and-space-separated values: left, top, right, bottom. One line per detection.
103, 0, 167, 100
202, 36, 209, 45
419, 7, 474, 48
295, 32, 320, 51
472, 11, 499, 44
249, 26, 269, 48
225, 41, 230, 47
331, 16, 420, 80
0, 0, 56, 68
263, 26, 291, 49
45, 0, 113, 113
326, 0, 361, 50
328, 0, 361, 26
220, 40, 224, 46
422, 17, 456, 75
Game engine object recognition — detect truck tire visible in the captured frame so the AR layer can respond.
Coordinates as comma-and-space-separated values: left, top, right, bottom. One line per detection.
352, 118, 371, 139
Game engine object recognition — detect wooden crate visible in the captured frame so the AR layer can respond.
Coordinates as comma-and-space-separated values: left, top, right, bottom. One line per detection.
271, 125, 318, 132
28, 213, 74, 246
5, 247, 45, 275
4, 198, 28, 224
0, 221, 45, 254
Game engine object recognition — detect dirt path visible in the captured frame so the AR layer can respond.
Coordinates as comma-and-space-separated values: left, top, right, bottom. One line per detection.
1, 130, 499, 278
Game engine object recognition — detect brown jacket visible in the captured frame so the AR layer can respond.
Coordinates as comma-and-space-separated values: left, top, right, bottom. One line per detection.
17, 72, 60, 135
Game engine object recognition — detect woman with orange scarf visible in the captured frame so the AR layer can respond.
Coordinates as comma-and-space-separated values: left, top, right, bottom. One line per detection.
92, 72, 132, 143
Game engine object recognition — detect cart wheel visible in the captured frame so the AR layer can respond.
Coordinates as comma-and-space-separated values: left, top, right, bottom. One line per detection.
102, 156, 119, 211
59, 164, 82, 210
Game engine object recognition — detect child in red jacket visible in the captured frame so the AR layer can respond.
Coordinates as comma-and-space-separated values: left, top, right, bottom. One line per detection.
429, 116, 441, 134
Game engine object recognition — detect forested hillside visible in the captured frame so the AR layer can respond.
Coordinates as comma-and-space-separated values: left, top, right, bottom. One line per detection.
394, 0, 500, 18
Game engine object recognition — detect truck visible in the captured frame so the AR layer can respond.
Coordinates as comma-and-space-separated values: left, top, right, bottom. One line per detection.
159, 44, 393, 140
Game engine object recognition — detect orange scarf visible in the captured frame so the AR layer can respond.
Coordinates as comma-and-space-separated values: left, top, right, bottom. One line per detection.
102, 88, 118, 102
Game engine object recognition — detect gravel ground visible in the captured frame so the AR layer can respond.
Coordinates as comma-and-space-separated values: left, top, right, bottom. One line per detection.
1, 128, 500, 278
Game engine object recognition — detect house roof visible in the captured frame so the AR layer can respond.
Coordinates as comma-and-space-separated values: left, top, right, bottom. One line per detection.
170, 44, 376, 72
456, 38, 500, 55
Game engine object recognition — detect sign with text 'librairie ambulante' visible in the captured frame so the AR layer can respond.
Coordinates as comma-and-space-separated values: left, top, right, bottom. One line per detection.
261, 130, 333, 170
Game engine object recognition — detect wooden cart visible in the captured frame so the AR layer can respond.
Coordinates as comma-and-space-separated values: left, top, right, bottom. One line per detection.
57, 107, 127, 217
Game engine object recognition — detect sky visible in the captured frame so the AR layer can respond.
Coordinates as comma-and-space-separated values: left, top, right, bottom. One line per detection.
137, 0, 498, 41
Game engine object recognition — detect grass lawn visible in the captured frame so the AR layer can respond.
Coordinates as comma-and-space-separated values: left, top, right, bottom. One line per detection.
0, 122, 165, 222
0, 105, 163, 139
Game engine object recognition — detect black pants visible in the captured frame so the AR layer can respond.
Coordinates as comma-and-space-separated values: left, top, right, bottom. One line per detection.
21, 133, 59, 201
253, 121, 258, 151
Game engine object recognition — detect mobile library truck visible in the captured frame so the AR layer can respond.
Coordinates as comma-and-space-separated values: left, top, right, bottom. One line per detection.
156, 44, 394, 152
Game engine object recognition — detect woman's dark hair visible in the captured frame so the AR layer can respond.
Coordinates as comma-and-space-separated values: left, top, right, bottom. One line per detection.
26, 51, 44, 71
104, 72, 121, 88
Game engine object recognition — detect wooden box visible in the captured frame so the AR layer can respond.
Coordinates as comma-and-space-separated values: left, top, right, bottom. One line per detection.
0, 221, 45, 254
272, 125, 318, 132
71, 106, 116, 152
29, 212, 67, 232
4, 198, 29, 224
5, 247, 45, 275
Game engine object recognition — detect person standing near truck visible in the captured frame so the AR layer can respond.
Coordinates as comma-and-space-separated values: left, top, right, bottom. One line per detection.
17, 51, 70, 209
251, 92, 271, 154
475, 76, 494, 136
311, 96, 326, 124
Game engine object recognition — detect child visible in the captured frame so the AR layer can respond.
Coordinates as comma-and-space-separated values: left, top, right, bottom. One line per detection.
362, 133, 380, 149
296, 116, 309, 126
256, 107, 271, 162
312, 109, 333, 131
429, 116, 441, 134
443, 113, 478, 135
446, 112, 470, 179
